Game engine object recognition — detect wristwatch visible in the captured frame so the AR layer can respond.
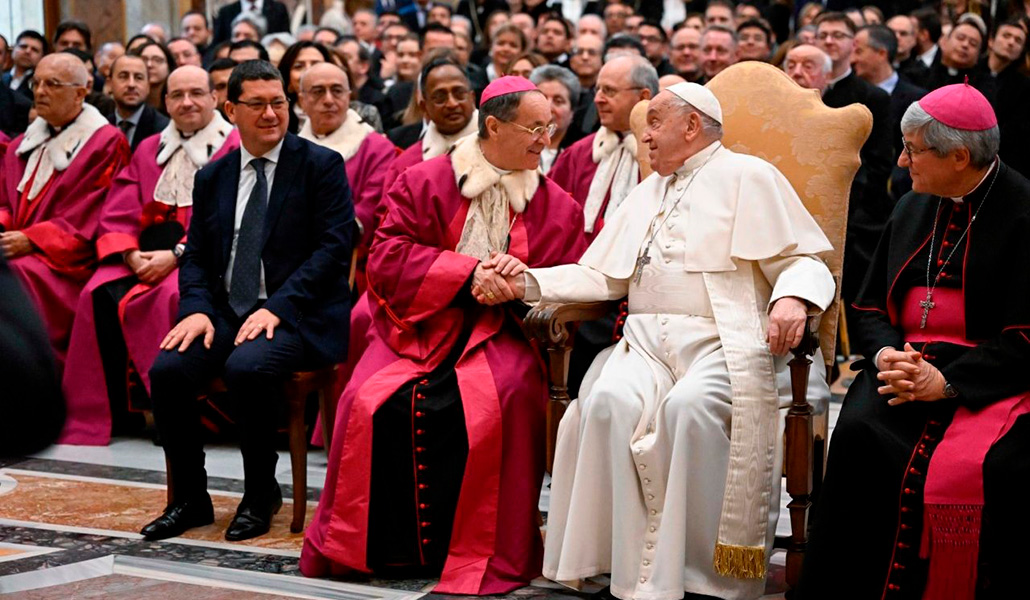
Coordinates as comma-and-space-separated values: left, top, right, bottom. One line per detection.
172, 244, 185, 260
943, 381, 959, 399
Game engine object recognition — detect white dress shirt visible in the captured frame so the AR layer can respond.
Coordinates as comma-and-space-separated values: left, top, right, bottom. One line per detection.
225, 140, 283, 299
877, 70, 900, 95
918, 45, 939, 68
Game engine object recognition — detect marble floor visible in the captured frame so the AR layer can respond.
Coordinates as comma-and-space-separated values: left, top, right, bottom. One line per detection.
0, 390, 846, 600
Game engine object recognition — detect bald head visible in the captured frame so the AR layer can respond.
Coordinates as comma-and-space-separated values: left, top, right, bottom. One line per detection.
38, 53, 90, 85
785, 44, 832, 93
166, 65, 217, 133
33, 54, 90, 127
659, 74, 686, 90
167, 64, 211, 91
299, 62, 352, 137
595, 54, 659, 131
299, 61, 348, 91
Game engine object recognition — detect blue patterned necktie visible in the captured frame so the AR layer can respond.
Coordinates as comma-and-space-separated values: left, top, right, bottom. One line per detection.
228, 157, 268, 317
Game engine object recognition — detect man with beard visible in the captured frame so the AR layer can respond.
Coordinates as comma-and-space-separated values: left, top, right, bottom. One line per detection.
60, 66, 240, 445
108, 54, 169, 153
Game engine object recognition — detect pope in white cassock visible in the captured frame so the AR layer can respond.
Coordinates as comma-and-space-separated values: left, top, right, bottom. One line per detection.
481, 82, 837, 600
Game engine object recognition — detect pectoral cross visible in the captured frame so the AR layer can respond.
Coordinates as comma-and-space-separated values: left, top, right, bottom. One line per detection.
919, 292, 935, 329
634, 249, 651, 284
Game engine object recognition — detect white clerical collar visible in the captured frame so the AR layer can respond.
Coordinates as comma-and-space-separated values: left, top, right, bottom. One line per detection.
919, 45, 938, 68
673, 140, 722, 180
949, 157, 997, 203
876, 70, 899, 95
240, 138, 283, 172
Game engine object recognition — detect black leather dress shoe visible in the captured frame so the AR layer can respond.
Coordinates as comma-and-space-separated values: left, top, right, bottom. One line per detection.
140, 498, 215, 541
224, 485, 283, 541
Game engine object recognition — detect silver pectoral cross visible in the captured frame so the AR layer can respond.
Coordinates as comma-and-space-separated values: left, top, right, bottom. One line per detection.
634, 250, 651, 284
919, 292, 935, 329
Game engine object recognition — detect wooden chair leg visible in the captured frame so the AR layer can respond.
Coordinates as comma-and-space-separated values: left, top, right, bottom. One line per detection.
785, 349, 814, 590
319, 384, 337, 452
286, 385, 308, 534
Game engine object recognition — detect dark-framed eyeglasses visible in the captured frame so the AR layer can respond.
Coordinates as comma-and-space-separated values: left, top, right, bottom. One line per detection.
235, 98, 289, 111
901, 138, 937, 160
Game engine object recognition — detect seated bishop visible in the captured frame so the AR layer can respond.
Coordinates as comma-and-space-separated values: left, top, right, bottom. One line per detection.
506, 83, 837, 600
548, 55, 660, 396
381, 52, 479, 195
300, 77, 587, 594
548, 55, 657, 245
333, 51, 478, 429
798, 85, 1030, 600
296, 61, 397, 267
59, 66, 240, 445
0, 54, 129, 369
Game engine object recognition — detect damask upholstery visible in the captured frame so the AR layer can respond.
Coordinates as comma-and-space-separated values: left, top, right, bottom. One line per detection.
706, 62, 872, 366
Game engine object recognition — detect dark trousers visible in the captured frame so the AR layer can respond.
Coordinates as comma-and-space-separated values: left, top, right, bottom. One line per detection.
149, 305, 306, 505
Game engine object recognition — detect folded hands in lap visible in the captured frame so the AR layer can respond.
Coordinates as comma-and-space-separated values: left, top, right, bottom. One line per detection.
876, 342, 946, 405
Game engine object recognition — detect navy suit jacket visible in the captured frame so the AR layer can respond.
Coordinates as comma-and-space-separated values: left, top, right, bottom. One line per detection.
178, 133, 355, 364
213, 0, 291, 44
108, 105, 169, 154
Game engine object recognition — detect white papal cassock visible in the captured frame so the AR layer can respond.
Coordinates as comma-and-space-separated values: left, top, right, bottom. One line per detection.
526, 142, 836, 600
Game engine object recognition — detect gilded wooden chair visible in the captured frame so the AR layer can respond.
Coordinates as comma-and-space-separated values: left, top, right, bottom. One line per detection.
524, 62, 872, 589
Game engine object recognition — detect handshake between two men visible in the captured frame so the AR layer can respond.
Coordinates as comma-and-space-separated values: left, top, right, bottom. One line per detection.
469, 251, 812, 358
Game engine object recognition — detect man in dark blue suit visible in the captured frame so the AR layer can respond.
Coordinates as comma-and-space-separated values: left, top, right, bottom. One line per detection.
212, 0, 291, 45
853, 25, 928, 200
141, 60, 354, 542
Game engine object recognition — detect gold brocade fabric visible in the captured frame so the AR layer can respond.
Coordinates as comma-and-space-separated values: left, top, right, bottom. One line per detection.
706, 62, 872, 367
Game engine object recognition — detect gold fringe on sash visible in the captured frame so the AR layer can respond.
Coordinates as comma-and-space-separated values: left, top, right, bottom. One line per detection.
713, 543, 766, 579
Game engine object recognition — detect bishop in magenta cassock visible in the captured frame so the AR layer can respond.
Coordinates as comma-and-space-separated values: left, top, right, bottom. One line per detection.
798, 85, 1030, 600
381, 54, 479, 199
0, 54, 129, 369
343, 53, 479, 395
548, 55, 657, 244
297, 62, 397, 263
295, 62, 399, 444
59, 66, 240, 445
301, 77, 587, 593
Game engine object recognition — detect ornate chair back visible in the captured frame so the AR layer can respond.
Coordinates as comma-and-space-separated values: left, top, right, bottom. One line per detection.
705, 62, 871, 366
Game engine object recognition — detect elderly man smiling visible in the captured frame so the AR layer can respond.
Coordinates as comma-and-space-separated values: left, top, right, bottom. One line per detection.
300, 76, 586, 595
506, 82, 835, 600
60, 65, 240, 446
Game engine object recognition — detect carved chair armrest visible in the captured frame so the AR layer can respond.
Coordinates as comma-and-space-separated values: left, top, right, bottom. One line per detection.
523, 301, 623, 349
523, 300, 621, 472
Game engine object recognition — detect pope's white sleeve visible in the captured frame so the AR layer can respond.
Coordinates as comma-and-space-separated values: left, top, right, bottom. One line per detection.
524, 264, 629, 304
759, 255, 836, 311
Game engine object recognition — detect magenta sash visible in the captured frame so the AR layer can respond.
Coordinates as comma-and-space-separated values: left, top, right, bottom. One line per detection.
899, 287, 1030, 600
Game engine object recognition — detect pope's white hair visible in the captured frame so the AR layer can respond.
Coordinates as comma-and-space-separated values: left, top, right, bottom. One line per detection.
900, 101, 999, 169
667, 94, 723, 139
